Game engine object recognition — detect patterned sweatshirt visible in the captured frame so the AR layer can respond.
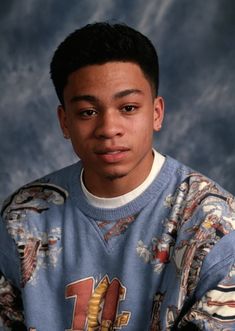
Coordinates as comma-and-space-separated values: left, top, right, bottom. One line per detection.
0, 155, 235, 331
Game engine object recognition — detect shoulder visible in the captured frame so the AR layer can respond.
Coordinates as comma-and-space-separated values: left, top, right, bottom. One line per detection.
169, 157, 235, 245
0, 162, 82, 287
164, 155, 234, 214
164, 158, 235, 313
165, 156, 235, 265
1, 161, 82, 216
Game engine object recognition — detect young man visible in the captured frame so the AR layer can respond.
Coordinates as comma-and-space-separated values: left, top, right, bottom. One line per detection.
0, 22, 235, 331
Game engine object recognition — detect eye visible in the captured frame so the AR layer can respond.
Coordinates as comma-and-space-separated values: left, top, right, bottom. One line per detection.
122, 105, 137, 113
79, 109, 98, 118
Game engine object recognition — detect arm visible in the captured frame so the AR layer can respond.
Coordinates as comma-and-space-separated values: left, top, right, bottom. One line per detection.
0, 271, 26, 331
178, 263, 235, 330
0, 212, 26, 330
176, 231, 235, 331
170, 174, 235, 330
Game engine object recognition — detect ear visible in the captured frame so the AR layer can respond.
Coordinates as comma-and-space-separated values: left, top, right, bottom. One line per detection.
153, 96, 164, 132
57, 105, 70, 139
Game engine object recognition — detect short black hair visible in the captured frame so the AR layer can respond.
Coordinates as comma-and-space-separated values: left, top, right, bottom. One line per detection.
50, 22, 159, 105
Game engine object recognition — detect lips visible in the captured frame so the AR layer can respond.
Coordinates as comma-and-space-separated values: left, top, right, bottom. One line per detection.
95, 146, 129, 154
95, 147, 130, 163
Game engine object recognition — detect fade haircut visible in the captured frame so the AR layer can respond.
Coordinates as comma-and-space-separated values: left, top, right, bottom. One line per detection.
50, 22, 159, 105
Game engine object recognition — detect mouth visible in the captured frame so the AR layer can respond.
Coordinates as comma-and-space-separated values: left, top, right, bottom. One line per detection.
96, 146, 129, 154
95, 147, 130, 163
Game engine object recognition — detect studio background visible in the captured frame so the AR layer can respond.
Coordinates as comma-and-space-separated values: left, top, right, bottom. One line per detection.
1, 0, 235, 204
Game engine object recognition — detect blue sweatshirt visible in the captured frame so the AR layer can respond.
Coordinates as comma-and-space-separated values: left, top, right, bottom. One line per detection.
0, 156, 235, 331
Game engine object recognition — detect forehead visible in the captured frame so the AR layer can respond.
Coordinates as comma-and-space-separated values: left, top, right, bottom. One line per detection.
64, 61, 153, 98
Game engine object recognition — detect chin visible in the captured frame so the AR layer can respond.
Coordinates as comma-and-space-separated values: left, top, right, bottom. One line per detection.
104, 171, 128, 181
105, 174, 127, 181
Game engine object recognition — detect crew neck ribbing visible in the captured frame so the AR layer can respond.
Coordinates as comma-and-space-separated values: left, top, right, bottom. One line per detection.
70, 155, 179, 221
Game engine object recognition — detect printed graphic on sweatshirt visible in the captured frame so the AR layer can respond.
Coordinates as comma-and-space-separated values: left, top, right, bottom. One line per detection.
172, 174, 235, 308
148, 174, 235, 331
136, 217, 176, 273
0, 271, 25, 329
1, 182, 68, 287
189, 265, 235, 329
137, 173, 234, 275
165, 172, 235, 232
97, 214, 137, 242
66, 275, 131, 330
200, 285, 235, 321
150, 283, 235, 330
178, 280, 235, 331
150, 292, 166, 331
150, 292, 182, 331
17, 227, 62, 286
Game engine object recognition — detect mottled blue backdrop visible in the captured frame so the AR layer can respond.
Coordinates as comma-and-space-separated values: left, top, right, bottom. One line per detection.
1, 0, 235, 203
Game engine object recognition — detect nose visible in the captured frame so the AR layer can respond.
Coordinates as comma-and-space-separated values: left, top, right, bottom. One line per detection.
94, 110, 124, 139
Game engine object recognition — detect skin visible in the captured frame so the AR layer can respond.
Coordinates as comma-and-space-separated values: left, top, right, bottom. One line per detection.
58, 61, 164, 197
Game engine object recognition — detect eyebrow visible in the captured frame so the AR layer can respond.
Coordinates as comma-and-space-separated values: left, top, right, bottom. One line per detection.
70, 95, 97, 103
70, 89, 143, 103
113, 89, 144, 99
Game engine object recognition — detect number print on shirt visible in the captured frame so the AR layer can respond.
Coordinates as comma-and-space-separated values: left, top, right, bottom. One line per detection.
66, 275, 131, 330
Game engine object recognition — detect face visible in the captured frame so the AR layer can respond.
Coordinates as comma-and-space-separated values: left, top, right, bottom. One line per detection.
58, 62, 164, 196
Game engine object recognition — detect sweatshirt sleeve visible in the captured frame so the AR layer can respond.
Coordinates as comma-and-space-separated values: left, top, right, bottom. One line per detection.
170, 172, 235, 331
0, 212, 26, 330
177, 231, 235, 330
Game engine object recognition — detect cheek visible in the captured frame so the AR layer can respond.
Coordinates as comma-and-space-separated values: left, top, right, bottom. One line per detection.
68, 123, 88, 141
131, 125, 154, 153
69, 130, 93, 158
68, 130, 84, 153
133, 115, 154, 137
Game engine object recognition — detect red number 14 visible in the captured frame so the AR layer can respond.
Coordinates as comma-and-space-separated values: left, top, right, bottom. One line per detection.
65, 275, 131, 330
